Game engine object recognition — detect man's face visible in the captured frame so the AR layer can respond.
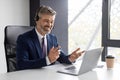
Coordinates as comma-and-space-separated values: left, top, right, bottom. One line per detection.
36, 14, 55, 35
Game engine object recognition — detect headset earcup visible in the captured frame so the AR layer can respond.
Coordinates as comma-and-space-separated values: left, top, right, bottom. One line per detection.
36, 15, 39, 21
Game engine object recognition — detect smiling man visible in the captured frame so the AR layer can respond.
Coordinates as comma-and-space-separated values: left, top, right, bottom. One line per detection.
16, 5, 84, 70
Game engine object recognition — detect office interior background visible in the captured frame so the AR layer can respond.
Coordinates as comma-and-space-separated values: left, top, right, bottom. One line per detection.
0, 0, 120, 74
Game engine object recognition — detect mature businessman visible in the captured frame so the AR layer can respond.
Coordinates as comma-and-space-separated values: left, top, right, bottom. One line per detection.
16, 5, 84, 70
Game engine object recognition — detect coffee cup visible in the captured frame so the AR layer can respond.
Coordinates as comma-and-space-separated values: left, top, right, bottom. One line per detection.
106, 55, 115, 69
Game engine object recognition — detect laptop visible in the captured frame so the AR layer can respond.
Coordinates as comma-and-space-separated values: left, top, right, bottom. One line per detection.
57, 48, 103, 76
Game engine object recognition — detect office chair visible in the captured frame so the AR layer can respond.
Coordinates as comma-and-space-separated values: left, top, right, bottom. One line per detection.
4, 25, 34, 72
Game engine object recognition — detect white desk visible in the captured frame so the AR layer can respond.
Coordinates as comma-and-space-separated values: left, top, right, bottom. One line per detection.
0, 62, 120, 80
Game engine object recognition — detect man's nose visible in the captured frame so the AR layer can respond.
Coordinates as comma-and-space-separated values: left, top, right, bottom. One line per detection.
47, 22, 52, 26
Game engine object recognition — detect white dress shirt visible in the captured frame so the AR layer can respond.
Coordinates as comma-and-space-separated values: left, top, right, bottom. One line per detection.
35, 28, 51, 65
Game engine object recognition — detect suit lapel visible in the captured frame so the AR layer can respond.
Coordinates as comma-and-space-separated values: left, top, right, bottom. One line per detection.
31, 29, 43, 58
46, 35, 53, 55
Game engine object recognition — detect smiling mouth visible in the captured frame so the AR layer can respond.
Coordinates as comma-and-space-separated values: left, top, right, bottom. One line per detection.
45, 25, 52, 29
44, 26, 51, 31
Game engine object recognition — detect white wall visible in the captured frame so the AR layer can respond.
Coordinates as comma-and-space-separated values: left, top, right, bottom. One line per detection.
0, 0, 29, 74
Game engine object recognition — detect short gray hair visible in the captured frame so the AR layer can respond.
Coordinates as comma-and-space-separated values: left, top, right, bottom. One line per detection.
34, 5, 56, 21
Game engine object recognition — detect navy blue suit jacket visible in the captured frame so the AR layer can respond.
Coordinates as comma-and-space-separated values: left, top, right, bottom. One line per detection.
16, 28, 71, 70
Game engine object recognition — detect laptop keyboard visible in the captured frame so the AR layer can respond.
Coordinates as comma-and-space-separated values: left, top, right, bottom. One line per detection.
65, 66, 76, 70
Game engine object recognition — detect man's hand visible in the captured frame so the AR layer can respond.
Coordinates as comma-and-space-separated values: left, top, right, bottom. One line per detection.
48, 46, 60, 63
69, 48, 85, 62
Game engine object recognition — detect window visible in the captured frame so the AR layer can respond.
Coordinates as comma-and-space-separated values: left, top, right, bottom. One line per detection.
68, 0, 102, 53
102, 0, 120, 63
110, 0, 120, 40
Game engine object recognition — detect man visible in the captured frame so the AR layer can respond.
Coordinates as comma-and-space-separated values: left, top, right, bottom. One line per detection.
16, 5, 84, 70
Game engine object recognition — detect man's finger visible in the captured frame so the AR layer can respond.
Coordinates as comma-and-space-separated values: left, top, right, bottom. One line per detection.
51, 46, 54, 50
78, 50, 85, 56
72, 48, 80, 53
54, 46, 61, 52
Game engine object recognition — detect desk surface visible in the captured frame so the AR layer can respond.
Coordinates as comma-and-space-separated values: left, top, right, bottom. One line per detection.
0, 62, 120, 80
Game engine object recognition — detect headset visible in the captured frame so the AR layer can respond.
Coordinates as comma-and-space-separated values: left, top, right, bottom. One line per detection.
34, 6, 43, 21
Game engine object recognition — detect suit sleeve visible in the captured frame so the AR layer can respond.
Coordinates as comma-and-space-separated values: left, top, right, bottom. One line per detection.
16, 35, 47, 70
